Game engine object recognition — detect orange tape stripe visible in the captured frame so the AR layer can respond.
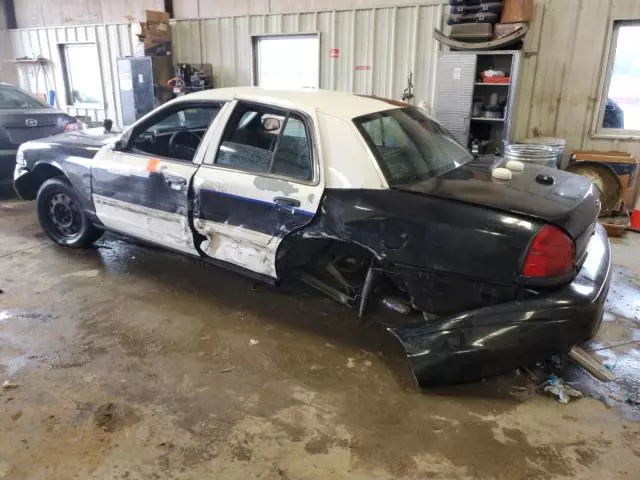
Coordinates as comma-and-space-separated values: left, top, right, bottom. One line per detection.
146, 158, 161, 173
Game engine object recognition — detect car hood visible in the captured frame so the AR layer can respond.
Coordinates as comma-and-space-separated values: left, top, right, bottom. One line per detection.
399, 156, 599, 238
28, 127, 119, 148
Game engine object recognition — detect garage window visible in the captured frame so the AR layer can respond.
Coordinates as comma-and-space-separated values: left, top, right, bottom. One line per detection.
594, 20, 640, 137
61, 43, 103, 106
252, 34, 320, 89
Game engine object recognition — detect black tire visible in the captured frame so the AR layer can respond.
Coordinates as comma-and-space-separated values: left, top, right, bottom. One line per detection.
36, 177, 103, 248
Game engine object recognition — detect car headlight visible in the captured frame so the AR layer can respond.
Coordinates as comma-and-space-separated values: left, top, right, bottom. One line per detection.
15, 148, 25, 166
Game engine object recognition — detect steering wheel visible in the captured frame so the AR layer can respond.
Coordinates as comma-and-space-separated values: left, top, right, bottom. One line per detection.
169, 130, 202, 160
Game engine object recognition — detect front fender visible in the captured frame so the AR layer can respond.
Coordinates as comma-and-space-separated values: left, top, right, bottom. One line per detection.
13, 161, 66, 200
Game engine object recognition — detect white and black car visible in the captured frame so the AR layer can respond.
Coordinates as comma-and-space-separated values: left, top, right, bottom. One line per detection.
14, 87, 610, 386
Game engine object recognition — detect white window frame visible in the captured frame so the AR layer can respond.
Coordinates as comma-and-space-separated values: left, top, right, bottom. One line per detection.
60, 42, 104, 108
251, 33, 320, 89
592, 19, 640, 140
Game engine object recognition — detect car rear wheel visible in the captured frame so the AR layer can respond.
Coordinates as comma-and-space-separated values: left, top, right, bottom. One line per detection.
36, 177, 103, 248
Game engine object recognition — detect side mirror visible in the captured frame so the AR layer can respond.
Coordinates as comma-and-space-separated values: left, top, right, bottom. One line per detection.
113, 138, 127, 151
262, 116, 281, 132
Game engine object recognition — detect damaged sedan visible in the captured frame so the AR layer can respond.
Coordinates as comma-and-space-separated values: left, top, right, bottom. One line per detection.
13, 87, 611, 387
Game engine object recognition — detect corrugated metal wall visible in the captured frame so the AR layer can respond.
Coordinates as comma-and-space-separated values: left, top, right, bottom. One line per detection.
170, 5, 445, 102
514, 0, 640, 157
5, 3, 445, 125
7, 23, 135, 125
5, 0, 638, 158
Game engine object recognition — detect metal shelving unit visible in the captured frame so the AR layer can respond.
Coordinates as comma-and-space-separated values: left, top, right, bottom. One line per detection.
435, 50, 521, 154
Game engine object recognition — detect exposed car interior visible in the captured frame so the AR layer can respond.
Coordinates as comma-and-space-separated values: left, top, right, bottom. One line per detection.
217, 104, 313, 181
132, 106, 220, 161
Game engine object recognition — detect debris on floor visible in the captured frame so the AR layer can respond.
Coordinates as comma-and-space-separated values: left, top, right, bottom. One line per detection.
93, 402, 139, 432
568, 346, 616, 382
542, 375, 583, 404
2, 380, 18, 389
249, 339, 259, 346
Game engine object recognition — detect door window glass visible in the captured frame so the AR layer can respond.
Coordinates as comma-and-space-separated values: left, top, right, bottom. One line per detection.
271, 117, 312, 180
216, 104, 313, 181
131, 105, 221, 161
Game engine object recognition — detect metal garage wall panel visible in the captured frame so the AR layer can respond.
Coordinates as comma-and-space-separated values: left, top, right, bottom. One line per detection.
7, 3, 446, 125
7, 23, 133, 124
172, 3, 444, 105
514, 0, 640, 159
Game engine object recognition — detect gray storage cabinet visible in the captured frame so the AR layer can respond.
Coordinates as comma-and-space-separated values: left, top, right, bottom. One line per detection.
435, 50, 521, 153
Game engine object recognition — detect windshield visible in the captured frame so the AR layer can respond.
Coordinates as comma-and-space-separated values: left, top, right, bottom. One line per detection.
354, 107, 473, 186
0, 85, 48, 109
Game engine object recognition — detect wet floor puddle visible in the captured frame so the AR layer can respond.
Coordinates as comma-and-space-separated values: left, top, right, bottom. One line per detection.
0, 309, 97, 375
564, 266, 640, 418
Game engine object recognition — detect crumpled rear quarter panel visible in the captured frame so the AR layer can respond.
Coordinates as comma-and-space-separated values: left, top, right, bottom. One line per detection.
300, 188, 540, 313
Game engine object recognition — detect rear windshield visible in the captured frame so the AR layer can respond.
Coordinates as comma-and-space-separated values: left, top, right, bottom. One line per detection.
354, 107, 473, 186
0, 85, 48, 109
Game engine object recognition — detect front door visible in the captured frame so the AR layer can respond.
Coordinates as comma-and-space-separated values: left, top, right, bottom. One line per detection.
192, 100, 324, 278
91, 101, 224, 254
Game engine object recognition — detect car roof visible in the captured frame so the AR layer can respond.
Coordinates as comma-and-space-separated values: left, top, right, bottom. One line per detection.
182, 87, 400, 119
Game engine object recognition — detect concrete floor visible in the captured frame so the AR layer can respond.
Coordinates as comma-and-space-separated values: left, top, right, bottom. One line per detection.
1, 192, 639, 480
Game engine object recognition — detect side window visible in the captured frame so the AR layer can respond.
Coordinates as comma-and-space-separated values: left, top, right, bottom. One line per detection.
271, 117, 312, 181
131, 105, 221, 162
216, 103, 313, 182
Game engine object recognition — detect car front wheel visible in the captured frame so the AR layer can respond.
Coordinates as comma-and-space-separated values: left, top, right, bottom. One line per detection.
36, 177, 103, 248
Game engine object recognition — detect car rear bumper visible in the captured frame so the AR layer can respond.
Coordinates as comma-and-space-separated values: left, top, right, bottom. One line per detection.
388, 224, 611, 387
0, 149, 18, 184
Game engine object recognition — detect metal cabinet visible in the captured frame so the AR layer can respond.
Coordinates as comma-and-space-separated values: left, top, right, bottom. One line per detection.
435, 50, 521, 154
435, 53, 477, 146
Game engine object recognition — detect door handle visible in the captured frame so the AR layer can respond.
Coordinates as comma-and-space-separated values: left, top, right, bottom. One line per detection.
274, 197, 300, 208
164, 175, 187, 190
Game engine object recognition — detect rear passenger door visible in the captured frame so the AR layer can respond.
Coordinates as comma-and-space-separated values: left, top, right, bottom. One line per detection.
192, 100, 323, 279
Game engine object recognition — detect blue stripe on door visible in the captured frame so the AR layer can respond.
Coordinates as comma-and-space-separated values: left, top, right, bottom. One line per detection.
209, 190, 315, 217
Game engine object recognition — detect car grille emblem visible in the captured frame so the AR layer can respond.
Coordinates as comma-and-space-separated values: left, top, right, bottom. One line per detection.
25, 119, 38, 127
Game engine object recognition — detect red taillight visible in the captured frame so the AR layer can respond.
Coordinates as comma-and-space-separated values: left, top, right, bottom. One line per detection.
522, 225, 575, 278
64, 121, 82, 132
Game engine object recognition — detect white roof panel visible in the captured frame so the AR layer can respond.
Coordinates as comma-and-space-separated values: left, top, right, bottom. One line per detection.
182, 87, 399, 119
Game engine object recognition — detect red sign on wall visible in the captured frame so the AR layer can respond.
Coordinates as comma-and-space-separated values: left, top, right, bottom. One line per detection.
329, 48, 340, 59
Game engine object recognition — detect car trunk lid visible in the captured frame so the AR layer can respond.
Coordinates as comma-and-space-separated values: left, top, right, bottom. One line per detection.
0, 109, 70, 145
400, 156, 599, 260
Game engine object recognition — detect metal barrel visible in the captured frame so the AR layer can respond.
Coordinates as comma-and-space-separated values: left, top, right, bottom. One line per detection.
520, 137, 566, 168
504, 144, 557, 168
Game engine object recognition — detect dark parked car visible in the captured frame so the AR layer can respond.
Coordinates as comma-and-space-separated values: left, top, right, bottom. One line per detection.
13, 88, 611, 387
0, 82, 82, 185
